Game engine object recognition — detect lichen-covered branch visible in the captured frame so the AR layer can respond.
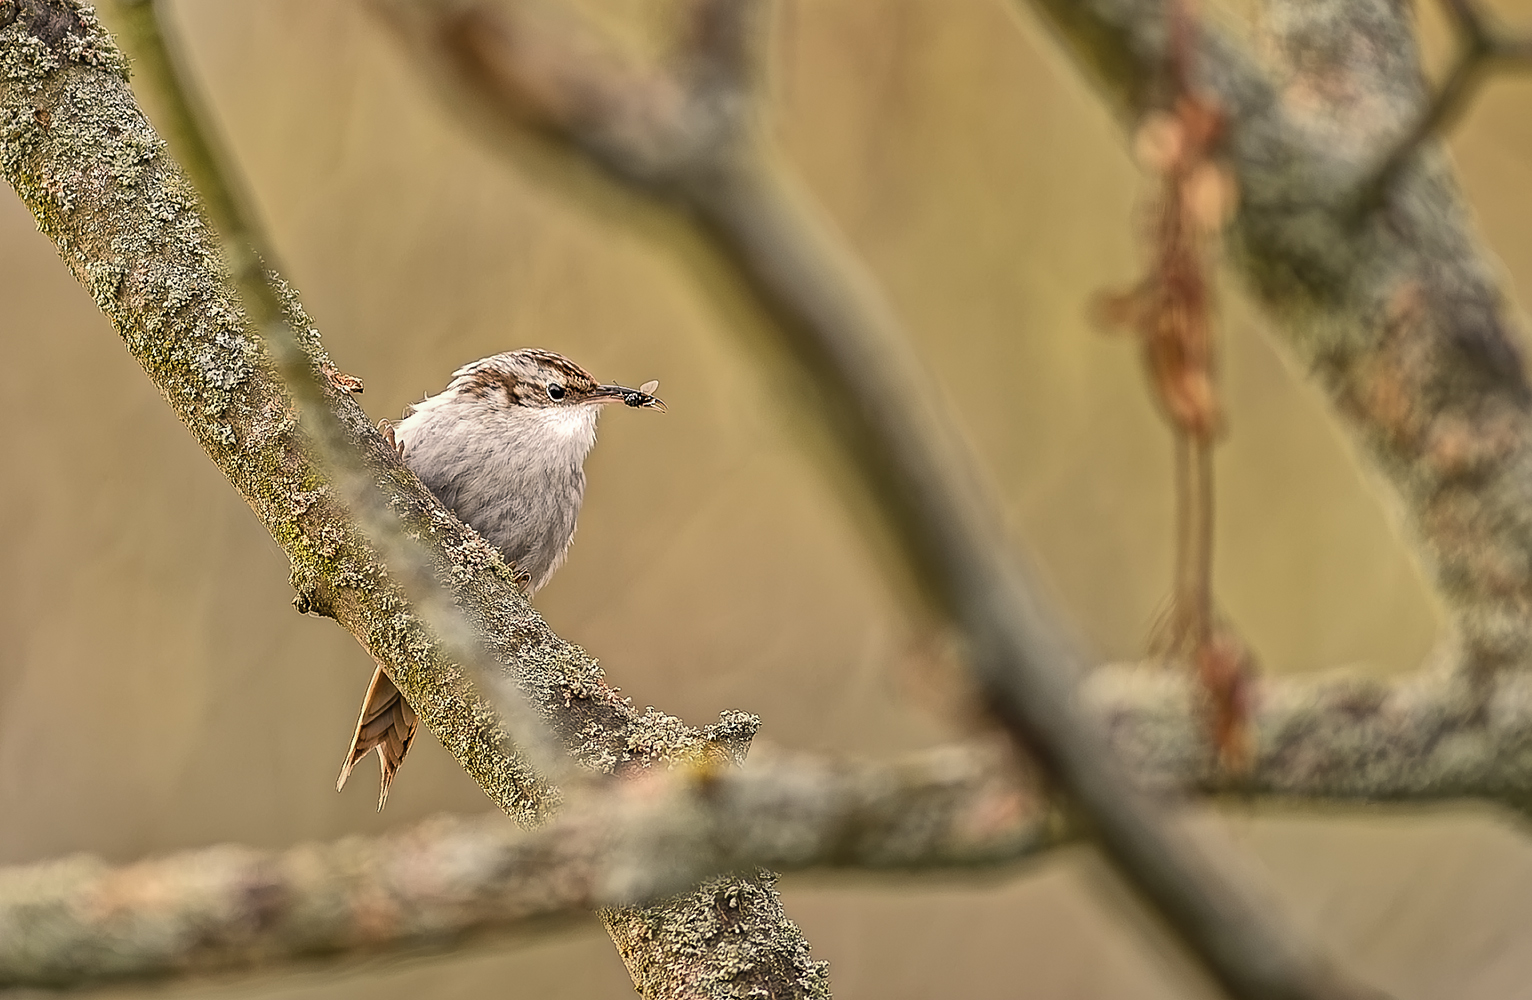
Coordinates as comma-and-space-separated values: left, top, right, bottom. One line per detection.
1361, 0, 1532, 202
1085, 660, 1532, 812
111, 0, 576, 791
0, 744, 1046, 989
1021, 0, 1532, 675
0, 2, 824, 996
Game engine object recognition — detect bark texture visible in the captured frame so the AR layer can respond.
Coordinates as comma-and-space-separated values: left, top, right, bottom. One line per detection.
1086, 661, 1532, 811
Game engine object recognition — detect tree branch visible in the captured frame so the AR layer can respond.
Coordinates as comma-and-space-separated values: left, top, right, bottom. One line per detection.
0, 744, 1050, 989
1360, 0, 1532, 205
1021, 0, 1532, 676
19, 641, 1532, 990
1085, 659, 1532, 811
0, 2, 825, 995
27, 634, 1532, 992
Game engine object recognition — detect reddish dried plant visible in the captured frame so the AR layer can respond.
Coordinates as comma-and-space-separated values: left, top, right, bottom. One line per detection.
1099, 94, 1233, 441
1094, 0, 1252, 770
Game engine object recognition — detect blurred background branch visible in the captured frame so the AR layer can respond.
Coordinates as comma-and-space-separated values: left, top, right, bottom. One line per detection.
1362, 0, 1532, 205
1023, 0, 1532, 676
15, 651, 1532, 990
0, 744, 1049, 989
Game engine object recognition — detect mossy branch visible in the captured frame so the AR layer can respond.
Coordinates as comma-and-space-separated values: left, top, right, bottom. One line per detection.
15, 643, 1532, 989
0, 2, 824, 996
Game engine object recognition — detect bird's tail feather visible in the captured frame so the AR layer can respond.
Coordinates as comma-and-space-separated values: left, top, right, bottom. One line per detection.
337, 664, 418, 810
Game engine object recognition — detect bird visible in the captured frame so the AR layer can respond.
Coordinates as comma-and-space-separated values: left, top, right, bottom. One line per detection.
336, 348, 665, 808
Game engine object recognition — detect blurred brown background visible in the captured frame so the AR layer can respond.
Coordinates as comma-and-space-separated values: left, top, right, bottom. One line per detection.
3, 0, 1532, 996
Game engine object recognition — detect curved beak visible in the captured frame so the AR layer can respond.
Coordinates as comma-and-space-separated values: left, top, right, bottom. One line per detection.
590, 380, 666, 412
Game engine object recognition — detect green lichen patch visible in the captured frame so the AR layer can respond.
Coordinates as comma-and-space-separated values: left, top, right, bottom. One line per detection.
603, 871, 831, 999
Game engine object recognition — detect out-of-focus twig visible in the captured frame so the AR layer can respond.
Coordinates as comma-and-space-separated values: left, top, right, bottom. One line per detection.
1360, 0, 1532, 207
0, 744, 1049, 989
374, 2, 1390, 998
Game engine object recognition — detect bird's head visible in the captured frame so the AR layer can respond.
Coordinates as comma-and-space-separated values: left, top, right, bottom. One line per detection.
449, 348, 666, 413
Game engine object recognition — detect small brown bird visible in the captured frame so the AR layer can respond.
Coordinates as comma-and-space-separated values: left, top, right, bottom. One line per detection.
337, 349, 664, 808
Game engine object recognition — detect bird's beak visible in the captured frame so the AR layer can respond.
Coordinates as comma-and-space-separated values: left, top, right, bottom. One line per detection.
591, 380, 666, 412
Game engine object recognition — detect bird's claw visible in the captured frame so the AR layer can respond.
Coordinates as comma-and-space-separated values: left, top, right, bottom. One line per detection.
378, 418, 405, 458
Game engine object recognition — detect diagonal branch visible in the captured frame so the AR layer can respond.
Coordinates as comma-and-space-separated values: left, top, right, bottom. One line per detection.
374, 2, 1391, 998
0, 2, 825, 996
110, 0, 576, 792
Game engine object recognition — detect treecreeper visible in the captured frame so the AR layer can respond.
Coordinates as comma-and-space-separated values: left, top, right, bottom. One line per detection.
337, 348, 665, 808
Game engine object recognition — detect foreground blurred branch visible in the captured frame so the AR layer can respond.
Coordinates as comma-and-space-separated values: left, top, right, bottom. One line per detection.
0, 745, 1047, 989
112, 0, 577, 797
373, 2, 1391, 999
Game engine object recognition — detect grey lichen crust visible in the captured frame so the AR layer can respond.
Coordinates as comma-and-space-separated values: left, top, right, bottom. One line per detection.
1085, 658, 1532, 814
600, 869, 839, 992
602, 872, 831, 1000
0, 1, 820, 994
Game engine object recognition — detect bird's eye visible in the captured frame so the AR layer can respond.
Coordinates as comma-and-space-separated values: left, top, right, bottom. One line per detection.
547, 383, 565, 401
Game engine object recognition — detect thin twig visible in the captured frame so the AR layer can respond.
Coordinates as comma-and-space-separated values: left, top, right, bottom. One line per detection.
1359, 0, 1532, 207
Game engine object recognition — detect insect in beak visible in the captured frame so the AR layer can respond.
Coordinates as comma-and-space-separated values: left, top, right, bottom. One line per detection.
594, 380, 666, 411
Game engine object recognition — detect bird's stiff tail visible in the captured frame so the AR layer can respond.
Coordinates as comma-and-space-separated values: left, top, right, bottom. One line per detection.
337, 664, 419, 810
